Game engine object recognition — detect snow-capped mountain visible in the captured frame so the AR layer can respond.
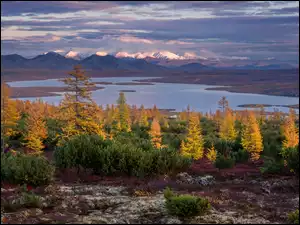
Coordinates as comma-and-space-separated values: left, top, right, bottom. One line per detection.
65, 51, 83, 60
114, 51, 199, 60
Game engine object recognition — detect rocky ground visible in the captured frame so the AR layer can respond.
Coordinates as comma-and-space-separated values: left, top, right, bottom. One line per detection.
1, 171, 299, 224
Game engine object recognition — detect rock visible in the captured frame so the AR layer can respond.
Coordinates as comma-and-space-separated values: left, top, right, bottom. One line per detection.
176, 172, 194, 184
160, 217, 182, 224
195, 175, 215, 186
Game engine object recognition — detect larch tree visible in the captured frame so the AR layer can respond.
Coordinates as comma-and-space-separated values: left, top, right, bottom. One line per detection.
23, 103, 48, 153
149, 118, 162, 149
218, 96, 229, 113
59, 65, 105, 143
219, 108, 237, 142
282, 109, 299, 149
116, 92, 131, 132
241, 111, 263, 161
206, 145, 217, 163
180, 112, 204, 160
151, 104, 160, 120
139, 104, 149, 127
1, 83, 21, 142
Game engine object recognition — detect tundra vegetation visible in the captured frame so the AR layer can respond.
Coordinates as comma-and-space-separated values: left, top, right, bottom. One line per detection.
1, 65, 299, 223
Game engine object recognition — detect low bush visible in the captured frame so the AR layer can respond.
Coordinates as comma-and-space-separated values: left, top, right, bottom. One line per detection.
214, 154, 235, 169
54, 134, 192, 178
214, 139, 235, 156
281, 146, 299, 175
259, 158, 285, 174
230, 149, 249, 163
288, 209, 299, 224
1, 151, 54, 186
163, 187, 210, 218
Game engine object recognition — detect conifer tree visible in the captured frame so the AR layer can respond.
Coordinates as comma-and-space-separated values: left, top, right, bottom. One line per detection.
59, 65, 105, 142
180, 112, 204, 160
149, 118, 162, 149
116, 92, 131, 132
1, 83, 20, 140
206, 145, 217, 163
23, 103, 48, 153
151, 104, 160, 120
139, 104, 149, 127
282, 109, 299, 149
218, 96, 229, 113
241, 111, 263, 161
219, 108, 237, 142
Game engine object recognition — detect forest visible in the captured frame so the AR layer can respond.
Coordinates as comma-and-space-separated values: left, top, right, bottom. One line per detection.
1, 65, 299, 224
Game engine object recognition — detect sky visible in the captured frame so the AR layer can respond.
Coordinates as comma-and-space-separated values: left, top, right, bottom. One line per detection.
1, 1, 299, 65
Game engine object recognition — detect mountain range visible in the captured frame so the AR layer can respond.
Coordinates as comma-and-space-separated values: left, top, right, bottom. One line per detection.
1, 51, 297, 72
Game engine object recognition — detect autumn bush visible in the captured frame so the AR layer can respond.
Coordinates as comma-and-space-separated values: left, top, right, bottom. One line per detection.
1, 151, 54, 186
54, 134, 191, 177
163, 187, 210, 218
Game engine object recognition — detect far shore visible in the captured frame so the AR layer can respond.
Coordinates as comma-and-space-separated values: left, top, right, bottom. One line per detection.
10, 86, 105, 98
237, 103, 299, 109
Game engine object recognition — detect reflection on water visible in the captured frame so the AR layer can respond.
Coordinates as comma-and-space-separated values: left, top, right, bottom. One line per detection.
8, 77, 299, 113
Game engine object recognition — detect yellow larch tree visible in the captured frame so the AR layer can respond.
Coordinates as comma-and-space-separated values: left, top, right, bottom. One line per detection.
206, 145, 217, 163
23, 103, 48, 153
116, 92, 131, 132
151, 104, 161, 120
58, 65, 105, 143
139, 105, 149, 127
1, 83, 21, 140
180, 112, 204, 160
218, 96, 229, 113
149, 118, 162, 149
241, 111, 263, 161
282, 109, 299, 149
219, 108, 237, 142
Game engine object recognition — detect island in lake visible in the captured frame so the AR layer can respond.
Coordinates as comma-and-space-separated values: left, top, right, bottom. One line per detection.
237, 104, 299, 109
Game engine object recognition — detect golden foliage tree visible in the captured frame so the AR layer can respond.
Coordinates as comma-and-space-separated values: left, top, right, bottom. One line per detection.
219, 108, 237, 142
241, 111, 263, 161
151, 104, 161, 120
282, 109, 299, 149
1, 83, 21, 139
116, 92, 131, 132
139, 104, 149, 127
23, 103, 48, 153
206, 145, 217, 163
59, 65, 105, 142
180, 112, 204, 160
149, 118, 162, 149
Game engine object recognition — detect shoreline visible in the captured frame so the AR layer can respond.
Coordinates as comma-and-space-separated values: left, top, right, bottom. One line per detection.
237, 104, 299, 109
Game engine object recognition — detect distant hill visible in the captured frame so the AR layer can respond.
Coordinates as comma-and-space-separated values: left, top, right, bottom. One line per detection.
1, 53, 167, 72
1, 53, 297, 71
177, 63, 213, 72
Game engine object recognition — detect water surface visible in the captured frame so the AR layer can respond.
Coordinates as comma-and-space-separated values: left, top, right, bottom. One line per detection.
8, 77, 299, 113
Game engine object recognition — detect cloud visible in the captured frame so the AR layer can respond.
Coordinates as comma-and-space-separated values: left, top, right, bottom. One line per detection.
116, 35, 154, 44
1, 1, 298, 65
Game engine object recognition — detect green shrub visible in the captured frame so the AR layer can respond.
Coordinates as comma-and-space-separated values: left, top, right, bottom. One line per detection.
259, 158, 285, 174
288, 209, 299, 224
230, 149, 249, 163
214, 139, 234, 156
281, 146, 299, 175
54, 134, 192, 178
214, 154, 235, 169
54, 134, 112, 169
1, 152, 54, 186
21, 192, 43, 208
164, 187, 210, 218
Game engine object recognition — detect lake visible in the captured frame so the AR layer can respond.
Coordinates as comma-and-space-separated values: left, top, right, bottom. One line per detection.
7, 77, 299, 113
